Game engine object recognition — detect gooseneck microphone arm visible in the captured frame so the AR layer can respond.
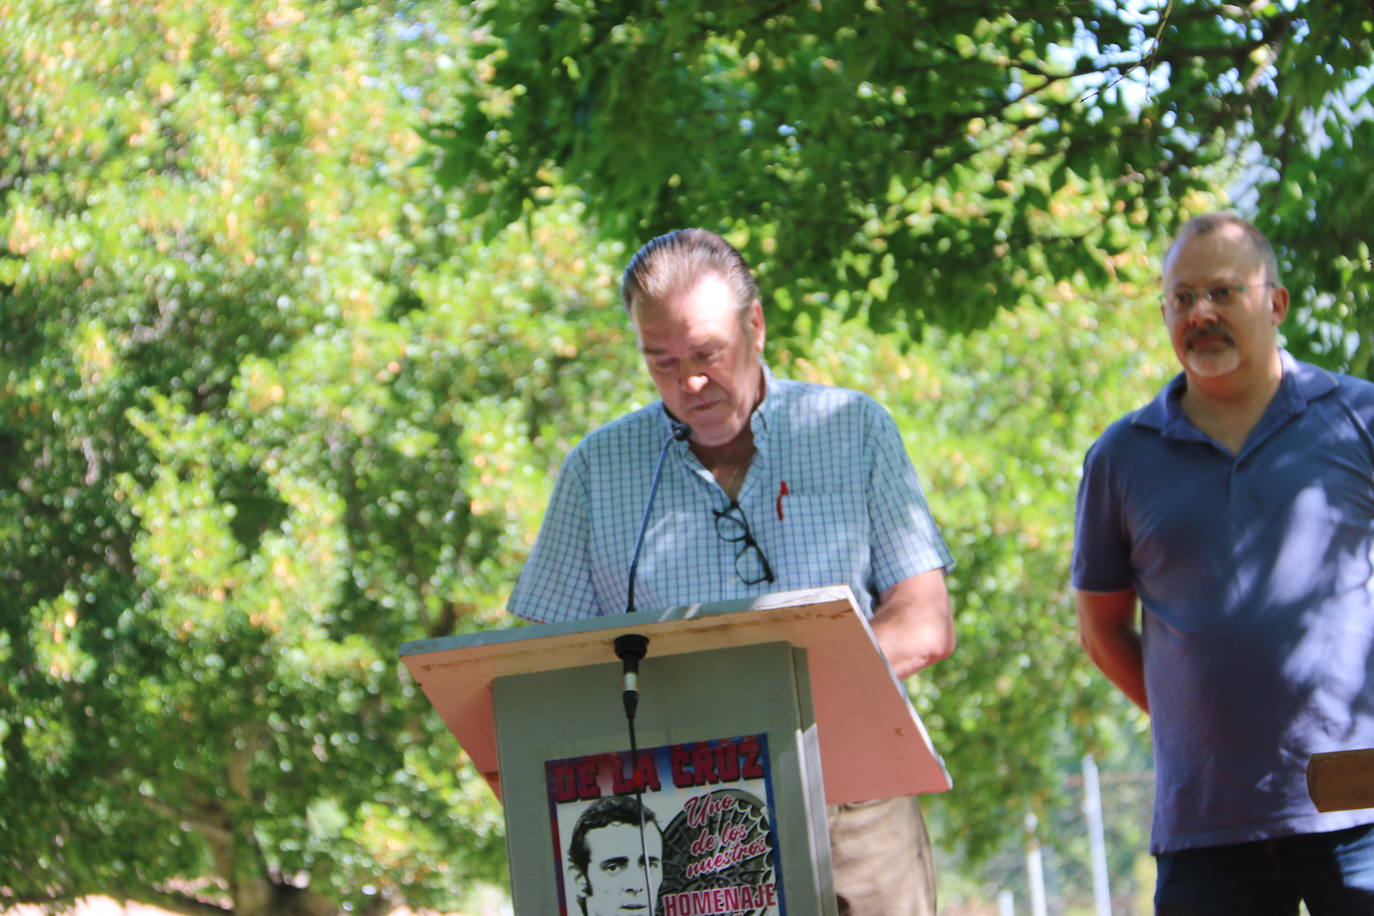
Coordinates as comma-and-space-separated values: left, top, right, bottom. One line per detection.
625, 420, 692, 616
615, 420, 690, 720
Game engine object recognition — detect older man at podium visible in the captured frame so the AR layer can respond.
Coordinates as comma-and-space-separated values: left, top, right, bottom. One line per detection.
508, 228, 955, 916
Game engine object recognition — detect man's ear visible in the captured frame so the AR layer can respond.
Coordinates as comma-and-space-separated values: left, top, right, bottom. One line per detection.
1270, 284, 1290, 326
747, 299, 766, 353
573, 867, 590, 900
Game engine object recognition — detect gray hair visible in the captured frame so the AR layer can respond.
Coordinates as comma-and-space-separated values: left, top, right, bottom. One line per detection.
621, 228, 759, 317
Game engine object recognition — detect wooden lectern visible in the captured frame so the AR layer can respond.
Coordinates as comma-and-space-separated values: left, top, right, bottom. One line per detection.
399, 586, 950, 915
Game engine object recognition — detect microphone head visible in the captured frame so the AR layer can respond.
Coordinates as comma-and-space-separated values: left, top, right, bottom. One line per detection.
673, 422, 692, 441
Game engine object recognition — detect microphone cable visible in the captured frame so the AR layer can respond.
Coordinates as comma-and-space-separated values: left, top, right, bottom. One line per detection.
614, 418, 689, 915
626, 420, 691, 615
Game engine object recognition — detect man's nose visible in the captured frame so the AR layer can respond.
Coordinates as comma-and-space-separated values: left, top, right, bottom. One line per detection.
1188, 300, 1221, 325
681, 372, 709, 393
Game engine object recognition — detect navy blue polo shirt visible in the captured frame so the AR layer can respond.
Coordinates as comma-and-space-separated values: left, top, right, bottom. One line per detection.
1073, 351, 1374, 852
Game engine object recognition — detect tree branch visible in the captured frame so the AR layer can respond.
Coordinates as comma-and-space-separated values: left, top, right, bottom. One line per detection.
124, 889, 234, 916
136, 793, 235, 847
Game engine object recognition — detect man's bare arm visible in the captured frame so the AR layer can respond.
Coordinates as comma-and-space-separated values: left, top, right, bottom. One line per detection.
1076, 588, 1149, 712
870, 568, 955, 680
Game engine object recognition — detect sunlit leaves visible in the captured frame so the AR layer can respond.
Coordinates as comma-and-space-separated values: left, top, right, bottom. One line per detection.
0, 0, 523, 908
433, 1, 1371, 342
778, 245, 1171, 870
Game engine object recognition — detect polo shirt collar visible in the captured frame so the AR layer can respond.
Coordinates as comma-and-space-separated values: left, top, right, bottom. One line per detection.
1131, 349, 1338, 442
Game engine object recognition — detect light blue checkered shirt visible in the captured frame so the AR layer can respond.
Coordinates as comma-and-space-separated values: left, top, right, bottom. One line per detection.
508, 366, 952, 623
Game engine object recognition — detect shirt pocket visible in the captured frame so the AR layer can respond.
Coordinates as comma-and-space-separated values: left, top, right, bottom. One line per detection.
768, 492, 869, 591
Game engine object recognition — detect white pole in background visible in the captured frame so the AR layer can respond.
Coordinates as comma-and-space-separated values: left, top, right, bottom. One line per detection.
998, 889, 1015, 916
1083, 754, 1113, 916
1025, 812, 1048, 916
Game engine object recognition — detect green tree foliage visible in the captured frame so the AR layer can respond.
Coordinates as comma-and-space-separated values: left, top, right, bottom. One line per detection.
432, 0, 1374, 342
776, 204, 1177, 877
0, 1, 641, 912
6, 0, 1364, 910
1257, 91, 1374, 377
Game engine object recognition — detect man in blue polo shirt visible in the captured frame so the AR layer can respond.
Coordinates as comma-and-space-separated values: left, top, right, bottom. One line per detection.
1073, 212, 1374, 914
510, 228, 955, 915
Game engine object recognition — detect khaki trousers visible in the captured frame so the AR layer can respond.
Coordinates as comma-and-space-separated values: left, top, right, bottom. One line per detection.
827, 795, 937, 916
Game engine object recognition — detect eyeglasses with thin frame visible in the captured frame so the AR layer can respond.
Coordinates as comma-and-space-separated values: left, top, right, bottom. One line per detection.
1164, 282, 1276, 312
712, 500, 776, 586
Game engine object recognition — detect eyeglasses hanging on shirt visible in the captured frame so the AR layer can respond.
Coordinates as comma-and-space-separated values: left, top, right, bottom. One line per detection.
712, 500, 776, 585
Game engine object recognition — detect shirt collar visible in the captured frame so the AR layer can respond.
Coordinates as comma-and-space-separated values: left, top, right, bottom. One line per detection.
749, 362, 777, 446
1131, 349, 1338, 440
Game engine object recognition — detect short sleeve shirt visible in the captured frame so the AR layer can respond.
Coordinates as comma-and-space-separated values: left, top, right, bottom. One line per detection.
508, 366, 952, 622
1073, 351, 1374, 852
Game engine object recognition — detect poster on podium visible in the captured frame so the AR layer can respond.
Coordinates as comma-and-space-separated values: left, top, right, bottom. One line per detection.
546, 733, 787, 916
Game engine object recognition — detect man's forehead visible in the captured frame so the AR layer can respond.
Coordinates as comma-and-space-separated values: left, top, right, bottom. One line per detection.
634, 306, 752, 354
1164, 227, 1265, 280
637, 324, 735, 353
634, 272, 743, 319
587, 820, 661, 849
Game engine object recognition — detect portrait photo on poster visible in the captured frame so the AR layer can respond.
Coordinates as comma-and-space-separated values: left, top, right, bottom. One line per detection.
546, 734, 786, 916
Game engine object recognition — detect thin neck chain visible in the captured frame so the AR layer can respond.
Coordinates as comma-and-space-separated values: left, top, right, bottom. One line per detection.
714, 452, 754, 501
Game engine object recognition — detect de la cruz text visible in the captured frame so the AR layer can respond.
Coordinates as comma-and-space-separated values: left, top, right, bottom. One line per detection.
549, 736, 765, 802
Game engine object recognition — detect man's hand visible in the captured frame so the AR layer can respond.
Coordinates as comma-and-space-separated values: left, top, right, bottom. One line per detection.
1076, 588, 1149, 712
870, 568, 955, 680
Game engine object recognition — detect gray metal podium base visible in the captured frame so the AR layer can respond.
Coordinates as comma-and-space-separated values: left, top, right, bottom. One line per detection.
495, 640, 835, 915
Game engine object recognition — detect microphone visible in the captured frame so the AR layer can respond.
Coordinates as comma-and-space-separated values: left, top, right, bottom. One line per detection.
615, 420, 690, 721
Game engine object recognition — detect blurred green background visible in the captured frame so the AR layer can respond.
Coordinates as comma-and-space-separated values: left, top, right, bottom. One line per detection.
3, 1, 1371, 913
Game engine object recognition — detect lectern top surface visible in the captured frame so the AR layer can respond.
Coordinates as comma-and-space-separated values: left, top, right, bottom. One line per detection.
399, 585, 951, 804
399, 586, 848, 658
